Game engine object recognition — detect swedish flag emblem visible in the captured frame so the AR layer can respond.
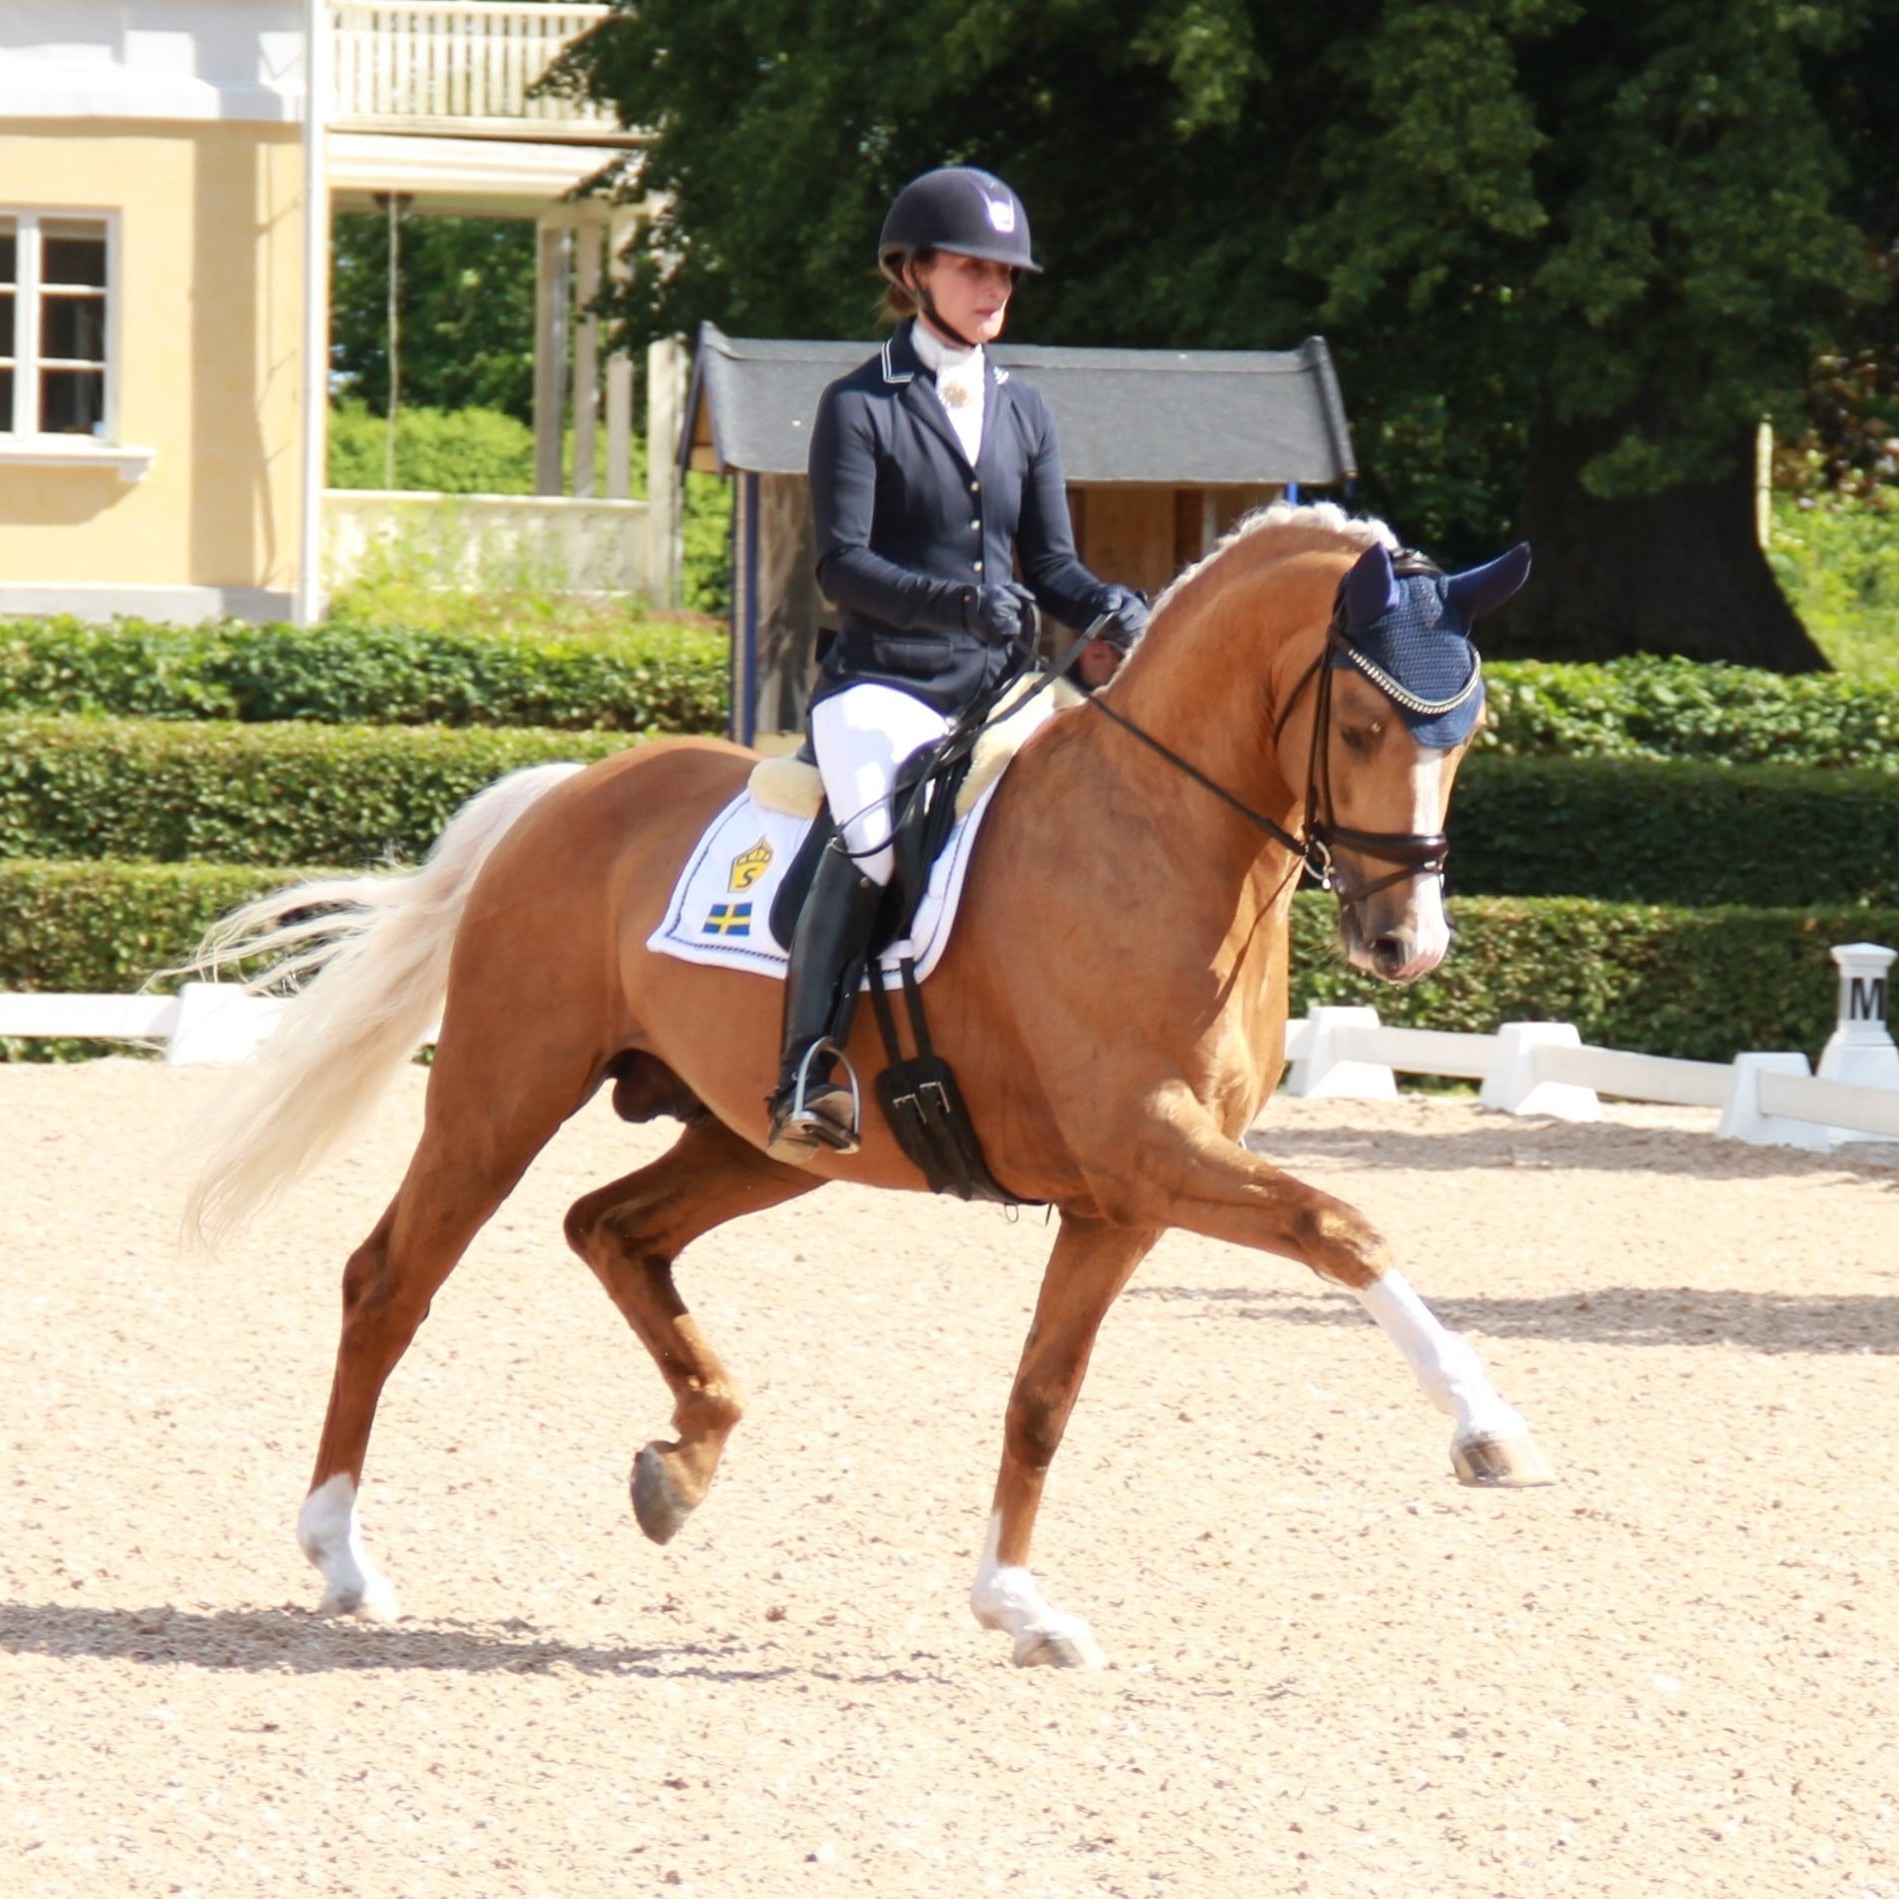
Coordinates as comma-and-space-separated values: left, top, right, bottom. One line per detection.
703, 901, 753, 937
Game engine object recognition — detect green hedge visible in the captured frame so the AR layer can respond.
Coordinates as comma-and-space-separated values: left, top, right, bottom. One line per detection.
1447, 754, 1899, 906
6, 718, 1896, 907
0, 718, 627, 865
2, 861, 1891, 1068
9, 621, 1899, 768
1296, 893, 1898, 1064
0, 860, 314, 995
328, 401, 538, 496
1481, 655, 1899, 767
0, 618, 728, 732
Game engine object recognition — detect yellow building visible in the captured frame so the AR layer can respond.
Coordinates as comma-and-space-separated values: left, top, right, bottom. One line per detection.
0, 1, 661, 624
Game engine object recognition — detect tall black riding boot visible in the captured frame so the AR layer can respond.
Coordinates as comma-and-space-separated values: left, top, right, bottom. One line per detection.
765, 843, 884, 1163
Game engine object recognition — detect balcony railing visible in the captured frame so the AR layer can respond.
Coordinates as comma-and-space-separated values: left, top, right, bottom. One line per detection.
330, 2, 625, 141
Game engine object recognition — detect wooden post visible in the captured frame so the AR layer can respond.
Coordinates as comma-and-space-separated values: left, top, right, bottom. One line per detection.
533, 218, 571, 496
603, 209, 635, 502
734, 470, 758, 743
1755, 420, 1773, 548
571, 218, 602, 500
645, 336, 687, 606
294, 0, 331, 628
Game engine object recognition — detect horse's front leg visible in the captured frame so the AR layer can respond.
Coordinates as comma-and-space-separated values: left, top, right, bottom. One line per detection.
972, 1212, 1160, 1670
1098, 1092, 1552, 1487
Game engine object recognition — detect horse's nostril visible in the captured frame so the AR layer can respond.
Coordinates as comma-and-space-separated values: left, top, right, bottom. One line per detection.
1371, 935, 1408, 975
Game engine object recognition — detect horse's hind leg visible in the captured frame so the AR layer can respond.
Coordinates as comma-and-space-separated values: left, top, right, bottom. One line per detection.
971, 1212, 1160, 1670
564, 1118, 822, 1546
300, 1060, 579, 1618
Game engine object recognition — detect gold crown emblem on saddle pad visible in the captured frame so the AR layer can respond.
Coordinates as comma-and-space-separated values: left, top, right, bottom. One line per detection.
728, 839, 773, 891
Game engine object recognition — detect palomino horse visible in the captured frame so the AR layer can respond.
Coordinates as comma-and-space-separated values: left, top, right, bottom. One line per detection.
187, 503, 1550, 1670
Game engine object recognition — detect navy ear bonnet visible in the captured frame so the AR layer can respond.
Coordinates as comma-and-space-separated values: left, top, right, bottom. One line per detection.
1328, 541, 1532, 749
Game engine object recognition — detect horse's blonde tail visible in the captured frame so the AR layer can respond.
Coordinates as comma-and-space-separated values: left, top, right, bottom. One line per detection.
182, 762, 587, 1251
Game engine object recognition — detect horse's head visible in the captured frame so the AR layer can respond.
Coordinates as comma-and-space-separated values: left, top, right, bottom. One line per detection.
1298, 538, 1531, 983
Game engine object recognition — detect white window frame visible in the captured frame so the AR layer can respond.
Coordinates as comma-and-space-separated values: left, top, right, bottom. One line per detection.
0, 208, 152, 482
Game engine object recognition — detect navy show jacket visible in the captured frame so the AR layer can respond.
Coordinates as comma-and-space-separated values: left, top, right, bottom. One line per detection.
808, 319, 1112, 716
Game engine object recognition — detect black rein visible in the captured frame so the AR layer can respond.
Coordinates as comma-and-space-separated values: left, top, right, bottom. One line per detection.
1083, 566, 1454, 911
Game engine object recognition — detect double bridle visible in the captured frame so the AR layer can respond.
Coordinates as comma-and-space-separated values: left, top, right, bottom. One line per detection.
1084, 553, 1454, 912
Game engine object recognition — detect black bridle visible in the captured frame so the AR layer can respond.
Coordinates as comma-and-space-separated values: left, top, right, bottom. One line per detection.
1084, 553, 1454, 912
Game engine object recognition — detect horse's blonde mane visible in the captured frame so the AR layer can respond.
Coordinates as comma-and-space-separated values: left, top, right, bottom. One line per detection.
1149, 500, 1399, 624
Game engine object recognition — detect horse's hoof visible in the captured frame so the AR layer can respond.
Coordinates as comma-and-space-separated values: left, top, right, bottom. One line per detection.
1012, 1623, 1107, 1670
316, 1576, 399, 1623
630, 1445, 697, 1545
1452, 1431, 1555, 1488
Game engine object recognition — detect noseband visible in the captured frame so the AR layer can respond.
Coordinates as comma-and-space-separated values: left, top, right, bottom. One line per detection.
1084, 551, 1453, 914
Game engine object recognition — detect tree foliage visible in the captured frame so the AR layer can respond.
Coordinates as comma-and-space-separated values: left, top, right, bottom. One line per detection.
556, 0, 1898, 665
332, 212, 538, 420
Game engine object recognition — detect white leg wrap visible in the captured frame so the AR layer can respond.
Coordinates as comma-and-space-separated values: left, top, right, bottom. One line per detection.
1354, 1272, 1528, 1444
297, 1474, 399, 1621
968, 1512, 1097, 1665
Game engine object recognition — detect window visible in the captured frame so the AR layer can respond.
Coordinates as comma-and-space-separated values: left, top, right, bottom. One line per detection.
1, 213, 112, 440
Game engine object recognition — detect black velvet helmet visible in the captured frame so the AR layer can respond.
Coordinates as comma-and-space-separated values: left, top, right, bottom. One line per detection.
878, 167, 1041, 280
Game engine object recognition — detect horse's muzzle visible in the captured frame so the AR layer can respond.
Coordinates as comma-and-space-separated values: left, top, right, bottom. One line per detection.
1337, 877, 1450, 985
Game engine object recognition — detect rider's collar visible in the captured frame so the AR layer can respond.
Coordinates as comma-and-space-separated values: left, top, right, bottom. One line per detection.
909, 319, 983, 379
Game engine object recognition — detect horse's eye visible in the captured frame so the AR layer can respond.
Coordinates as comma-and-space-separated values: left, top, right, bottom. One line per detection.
1340, 723, 1379, 755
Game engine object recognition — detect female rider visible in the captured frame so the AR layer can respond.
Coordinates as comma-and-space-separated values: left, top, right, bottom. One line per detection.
766, 165, 1147, 1161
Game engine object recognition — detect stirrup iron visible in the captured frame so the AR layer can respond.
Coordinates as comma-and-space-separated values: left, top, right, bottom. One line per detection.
771, 1038, 863, 1157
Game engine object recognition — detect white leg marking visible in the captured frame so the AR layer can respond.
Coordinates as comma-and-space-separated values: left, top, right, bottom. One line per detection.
297, 1474, 399, 1621
1355, 1272, 1528, 1445
969, 1512, 1102, 1666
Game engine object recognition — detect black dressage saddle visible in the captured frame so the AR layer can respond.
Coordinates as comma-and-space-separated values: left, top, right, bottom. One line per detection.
766, 727, 1027, 1205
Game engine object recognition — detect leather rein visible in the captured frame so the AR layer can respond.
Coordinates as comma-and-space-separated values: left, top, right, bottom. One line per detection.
1084, 555, 1454, 911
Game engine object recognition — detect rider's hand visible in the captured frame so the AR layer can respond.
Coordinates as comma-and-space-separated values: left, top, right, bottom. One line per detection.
1096, 585, 1149, 652
964, 581, 1038, 647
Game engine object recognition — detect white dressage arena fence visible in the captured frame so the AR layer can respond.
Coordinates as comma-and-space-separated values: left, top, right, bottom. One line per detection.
3, 946, 1895, 1154
1281, 941, 1899, 1151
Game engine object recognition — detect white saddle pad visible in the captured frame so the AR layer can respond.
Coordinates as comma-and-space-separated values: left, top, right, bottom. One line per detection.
648, 676, 1077, 984
646, 775, 1004, 986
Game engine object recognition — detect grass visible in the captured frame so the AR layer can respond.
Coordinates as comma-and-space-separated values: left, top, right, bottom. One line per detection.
325, 400, 734, 631
1768, 489, 1899, 681
316, 401, 1888, 671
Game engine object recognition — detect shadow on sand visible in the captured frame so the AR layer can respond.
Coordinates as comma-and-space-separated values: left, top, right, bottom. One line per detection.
1125, 1281, 1899, 1355
0, 1601, 951, 1683
1244, 1119, 1899, 1186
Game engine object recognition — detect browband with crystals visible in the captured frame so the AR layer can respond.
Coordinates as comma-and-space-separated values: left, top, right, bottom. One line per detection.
1334, 644, 1483, 718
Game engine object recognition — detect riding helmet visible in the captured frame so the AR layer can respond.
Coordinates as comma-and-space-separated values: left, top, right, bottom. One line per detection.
878, 167, 1042, 281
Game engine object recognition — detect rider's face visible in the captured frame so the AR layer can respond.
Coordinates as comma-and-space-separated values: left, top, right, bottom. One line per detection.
912, 251, 1015, 346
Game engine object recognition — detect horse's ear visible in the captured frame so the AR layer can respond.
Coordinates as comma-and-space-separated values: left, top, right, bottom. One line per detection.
1446, 541, 1532, 622
1341, 543, 1400, 629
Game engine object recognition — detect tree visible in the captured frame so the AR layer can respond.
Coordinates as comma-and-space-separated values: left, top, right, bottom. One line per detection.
555, 0, 1898, 669
331, 212, 538, 421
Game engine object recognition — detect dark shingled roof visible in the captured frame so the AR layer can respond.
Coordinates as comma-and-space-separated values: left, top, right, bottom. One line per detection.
682, 322, 1355, 485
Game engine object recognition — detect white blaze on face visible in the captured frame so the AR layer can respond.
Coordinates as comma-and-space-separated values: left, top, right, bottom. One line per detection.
1398, 748, 1453, 978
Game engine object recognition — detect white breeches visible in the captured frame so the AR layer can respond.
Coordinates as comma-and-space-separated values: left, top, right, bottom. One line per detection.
810, 682, 953, 887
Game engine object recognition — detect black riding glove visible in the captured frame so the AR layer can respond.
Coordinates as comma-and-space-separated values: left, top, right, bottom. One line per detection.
963, 580, 1039, 648
1095, 585, 1150, 652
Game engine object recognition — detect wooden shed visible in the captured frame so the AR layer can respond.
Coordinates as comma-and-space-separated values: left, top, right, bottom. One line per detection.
681, 322, 1358, 743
